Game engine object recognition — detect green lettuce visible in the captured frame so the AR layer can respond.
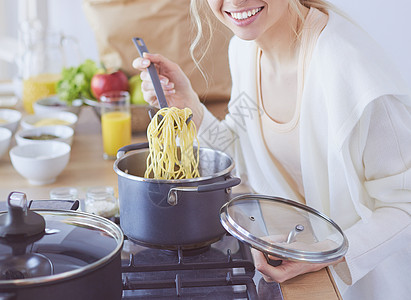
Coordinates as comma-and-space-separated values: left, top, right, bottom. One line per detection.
56, 59, 100, 104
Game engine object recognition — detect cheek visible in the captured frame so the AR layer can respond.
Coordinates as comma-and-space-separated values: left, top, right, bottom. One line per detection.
207, 0, 223, 17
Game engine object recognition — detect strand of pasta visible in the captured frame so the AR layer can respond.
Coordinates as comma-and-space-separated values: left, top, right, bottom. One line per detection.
144, 107, 200, 179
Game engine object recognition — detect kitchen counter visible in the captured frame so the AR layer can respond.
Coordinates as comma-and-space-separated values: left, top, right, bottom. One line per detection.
0, 104, 342, 300
0, 105, 137, 201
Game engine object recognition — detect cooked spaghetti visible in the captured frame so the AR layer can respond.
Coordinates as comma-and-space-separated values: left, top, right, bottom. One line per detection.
144, 107, 200, 179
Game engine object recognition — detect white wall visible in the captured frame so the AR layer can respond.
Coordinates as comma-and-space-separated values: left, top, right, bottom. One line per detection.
0, 0, 18, 80
47, 0, 99, 62
0, 0, 99, 81
328, 0, 411, 87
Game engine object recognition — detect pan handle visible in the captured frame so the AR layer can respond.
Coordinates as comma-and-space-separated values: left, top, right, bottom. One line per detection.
117, 142, 149, 159
167, 177, 241, 206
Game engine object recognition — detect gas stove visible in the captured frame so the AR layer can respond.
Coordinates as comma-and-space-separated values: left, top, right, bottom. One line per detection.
0, 199, 283, 299
120, 234, 283, 299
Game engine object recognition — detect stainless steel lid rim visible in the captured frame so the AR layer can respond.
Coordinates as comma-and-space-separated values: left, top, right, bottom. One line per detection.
224, 207, 348, 255
220, 210, 346, 263
0, 210, 124, 286
220, 194, 349, 263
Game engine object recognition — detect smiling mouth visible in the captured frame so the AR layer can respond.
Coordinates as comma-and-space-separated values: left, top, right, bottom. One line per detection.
228, 7, 263, 21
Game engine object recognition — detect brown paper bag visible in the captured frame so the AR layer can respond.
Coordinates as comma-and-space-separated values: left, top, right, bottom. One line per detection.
82, 0, 233, 103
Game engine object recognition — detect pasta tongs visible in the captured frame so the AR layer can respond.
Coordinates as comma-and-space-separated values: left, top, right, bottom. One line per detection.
132, 37, 193, 124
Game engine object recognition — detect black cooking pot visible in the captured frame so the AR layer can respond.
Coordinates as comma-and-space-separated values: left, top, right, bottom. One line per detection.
0, 192, 124, 300
114, 142, 241, 250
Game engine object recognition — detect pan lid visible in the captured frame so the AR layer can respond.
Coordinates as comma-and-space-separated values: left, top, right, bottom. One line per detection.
0, 192, 123, 284
220, 194, 348, 263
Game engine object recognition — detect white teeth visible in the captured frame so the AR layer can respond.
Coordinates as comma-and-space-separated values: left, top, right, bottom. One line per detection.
230, 7, 262, 20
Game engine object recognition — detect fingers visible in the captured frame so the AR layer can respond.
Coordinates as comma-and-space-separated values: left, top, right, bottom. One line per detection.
140, 71, 175, 96
132, 53, 166, 71
132, 57, 150, 71
133, 53, 176, 105
251, 248, 328, 284
252, 249, 291, 283
140, 70, 173, 88
131, 52, 201, 117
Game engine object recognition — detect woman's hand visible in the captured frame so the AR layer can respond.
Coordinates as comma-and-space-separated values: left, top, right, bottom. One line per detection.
133, 53, 204, 127
251, 248, 343, 283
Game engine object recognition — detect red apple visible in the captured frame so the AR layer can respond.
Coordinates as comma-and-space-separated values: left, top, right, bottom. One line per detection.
91, 70, 129, 100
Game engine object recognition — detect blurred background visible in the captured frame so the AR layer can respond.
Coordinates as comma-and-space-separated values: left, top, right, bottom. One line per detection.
0, 0, 410, 94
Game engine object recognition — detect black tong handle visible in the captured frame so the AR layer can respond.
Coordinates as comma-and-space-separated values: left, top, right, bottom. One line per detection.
132, 37, 168, 109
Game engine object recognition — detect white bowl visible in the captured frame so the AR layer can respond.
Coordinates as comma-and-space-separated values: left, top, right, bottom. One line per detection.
9, 141, 71, 185
33, 96, 83, 115
0, 127, 12, 158
21, 111, 78, 130
15, 125, 74, 146
0, 108, 22, 134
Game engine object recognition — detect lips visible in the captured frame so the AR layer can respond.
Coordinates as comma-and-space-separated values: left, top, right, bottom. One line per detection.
228, 7, 263, 21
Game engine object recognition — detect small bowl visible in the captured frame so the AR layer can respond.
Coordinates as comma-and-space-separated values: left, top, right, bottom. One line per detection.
9, 141, 71, 185
15, 125, 74, 146
0, 127, 12, 158
21, 111, 78, 130
33, 96, 83, 115
0, 108, 22, 134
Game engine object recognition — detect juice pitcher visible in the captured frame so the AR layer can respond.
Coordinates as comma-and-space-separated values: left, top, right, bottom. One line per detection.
19, 26, 81, 114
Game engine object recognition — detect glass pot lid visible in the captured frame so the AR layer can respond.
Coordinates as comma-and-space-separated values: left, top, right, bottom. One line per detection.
0, 192, 123, 283
220, 194, 348, 264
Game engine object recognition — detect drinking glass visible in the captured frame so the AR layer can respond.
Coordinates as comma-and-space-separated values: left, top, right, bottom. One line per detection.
100, 91, 131, 160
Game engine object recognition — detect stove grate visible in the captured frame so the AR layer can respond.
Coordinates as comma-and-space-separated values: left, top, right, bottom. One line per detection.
121, 235, 259, 299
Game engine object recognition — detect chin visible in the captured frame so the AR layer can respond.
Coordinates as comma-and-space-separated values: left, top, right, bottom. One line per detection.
234, 32, 260, 41
228, 24, 262, 41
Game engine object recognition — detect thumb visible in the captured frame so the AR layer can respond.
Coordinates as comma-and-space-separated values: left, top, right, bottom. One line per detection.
132, 57, 150, 70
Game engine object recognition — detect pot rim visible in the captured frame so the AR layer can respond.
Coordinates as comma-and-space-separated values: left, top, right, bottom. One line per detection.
113, 147, 235, 183
0, 209, 124, 287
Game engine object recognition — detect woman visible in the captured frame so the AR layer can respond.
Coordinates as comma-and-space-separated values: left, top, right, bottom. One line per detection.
133, 0, 411, 299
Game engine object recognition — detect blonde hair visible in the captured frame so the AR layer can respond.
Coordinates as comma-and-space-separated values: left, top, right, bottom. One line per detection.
189, 0, 340, 69
189, 0, 215, 84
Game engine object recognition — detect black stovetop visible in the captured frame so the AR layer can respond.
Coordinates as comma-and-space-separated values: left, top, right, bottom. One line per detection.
120, 234, 283, 300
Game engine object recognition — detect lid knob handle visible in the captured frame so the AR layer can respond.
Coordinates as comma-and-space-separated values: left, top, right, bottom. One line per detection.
286, 224, 305, 244
0, 192, 45, 238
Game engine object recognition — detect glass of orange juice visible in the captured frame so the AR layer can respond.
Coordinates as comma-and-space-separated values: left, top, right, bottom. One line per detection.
100, 91, 131, 160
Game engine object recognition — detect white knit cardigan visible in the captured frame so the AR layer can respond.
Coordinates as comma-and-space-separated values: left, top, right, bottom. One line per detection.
197, 10, 411, 300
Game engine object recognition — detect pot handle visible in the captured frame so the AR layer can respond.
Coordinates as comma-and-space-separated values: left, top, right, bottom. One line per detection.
167, 177, 241, 206
196, 177, 241, 192
117, 142, 149, 159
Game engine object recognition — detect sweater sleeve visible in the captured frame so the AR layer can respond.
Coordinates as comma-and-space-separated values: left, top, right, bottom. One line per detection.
334, 95, 411, 285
